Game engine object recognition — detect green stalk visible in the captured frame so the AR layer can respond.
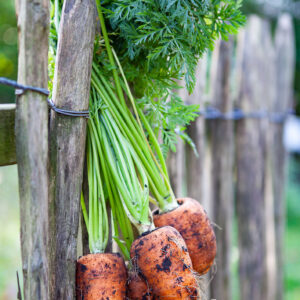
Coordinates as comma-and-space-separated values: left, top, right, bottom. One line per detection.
91, 75, 174, 211
80, 192, 89, 233
91, 73, 167, 197
111, 50, 176, 206
92, 67, 176, 210
95, 0, 126, 108
100, 116, 150, 226
112, 49, 169, 180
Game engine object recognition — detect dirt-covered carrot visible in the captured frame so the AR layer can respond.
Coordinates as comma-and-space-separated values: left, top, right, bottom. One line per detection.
154, 198, 217, 275
75, 116, 129, 300
92, 21, 216, 275
130, 226, 200, 299
127, 272, 152, 300
76, 253, 127, 300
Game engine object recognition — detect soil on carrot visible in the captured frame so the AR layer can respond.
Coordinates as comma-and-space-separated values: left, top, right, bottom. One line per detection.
130, 226, 199, 299
153, 198, 217, 275
76, 253, 127, 300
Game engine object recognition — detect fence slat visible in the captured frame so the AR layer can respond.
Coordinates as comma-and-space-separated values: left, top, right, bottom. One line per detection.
168, 58, 207, 199
184, 58, 210, 299
209, 38, 234, 300
273, 14, 295, 300
235, 16, 269, 300
48, 0, 96, 298
261, 22, 277, 300
15, 0, 50, 299
185, 59, 207, 203
0, 104, 16, 166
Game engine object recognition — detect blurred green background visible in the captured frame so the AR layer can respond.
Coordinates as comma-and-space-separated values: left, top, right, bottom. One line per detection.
0, 0, 299, 299
0, 1, 18, 103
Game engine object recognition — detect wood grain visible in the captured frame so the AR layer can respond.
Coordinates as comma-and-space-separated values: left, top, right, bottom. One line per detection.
48, 0, 96, 298
209, 38, 234, 300
235, 16, 269, 300
185, 58, 207, 204
261, 21, 277, 300
15, 0, 50, 299
0, 104, 16, 166
272, 14, 295, 300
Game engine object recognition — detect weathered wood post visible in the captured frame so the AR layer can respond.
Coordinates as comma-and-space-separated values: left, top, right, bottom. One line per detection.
15, 0, 50, 299
48, 0, 96, 298
260, 21, 276, 300
183, 58, 210, 298
209, 38, 234, 300
168, 58, 207, 200
185, 59, 208, 205
235, 16, 269, 300
272, 14, 295, 300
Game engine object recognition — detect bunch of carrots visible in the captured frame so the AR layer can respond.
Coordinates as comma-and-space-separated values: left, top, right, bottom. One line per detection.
49, 0, 244, 299
75, 2, 216, 299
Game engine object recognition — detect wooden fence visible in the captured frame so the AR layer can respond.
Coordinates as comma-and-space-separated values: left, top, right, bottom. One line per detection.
0, 6, 295, 300
169, 14, 295, 300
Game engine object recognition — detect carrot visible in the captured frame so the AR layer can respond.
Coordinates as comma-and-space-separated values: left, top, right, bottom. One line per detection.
153, 197, 216, 275
127, 272, 152, 300
76, 253, 127, 300
130, 226, 200, 299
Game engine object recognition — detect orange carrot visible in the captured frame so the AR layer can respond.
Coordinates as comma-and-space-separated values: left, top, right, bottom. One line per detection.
130, 226, 200, 299
154, 197, 216, 275
127, 271, 152, 300
76, 253, 127, 300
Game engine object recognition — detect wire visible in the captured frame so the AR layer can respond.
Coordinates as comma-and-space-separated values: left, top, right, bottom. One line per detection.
0, 77, 89, 118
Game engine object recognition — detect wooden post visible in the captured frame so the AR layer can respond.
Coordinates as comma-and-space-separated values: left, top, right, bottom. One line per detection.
209, 38, 234, 300
235, 16, 270, 300
48, 0, 96, 298
272, 14, 295, 300
260, 22, 277, 300
15, 0, 50, 299
168, 58, 207, 199
0, 104, 16, 166
184, 58, 210, 298
185, 58, 208, 204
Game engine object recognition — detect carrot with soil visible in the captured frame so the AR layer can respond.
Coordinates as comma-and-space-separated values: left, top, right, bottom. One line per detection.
76, 123, 129, 300
131, 226, 200, 299
127, 272, 152, 300
76, 253, 127, 300
154, 198, 217, 275
90, 3, 206, 298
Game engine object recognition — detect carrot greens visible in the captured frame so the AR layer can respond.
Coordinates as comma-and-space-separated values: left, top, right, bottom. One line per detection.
49, 0, 245, 257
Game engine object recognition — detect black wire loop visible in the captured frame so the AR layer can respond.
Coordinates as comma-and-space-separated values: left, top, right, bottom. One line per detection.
0, 77, 89, 118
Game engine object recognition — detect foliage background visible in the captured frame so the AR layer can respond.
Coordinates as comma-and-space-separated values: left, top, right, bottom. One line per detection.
0, 0, 299, 299
0, 1, 17, 103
